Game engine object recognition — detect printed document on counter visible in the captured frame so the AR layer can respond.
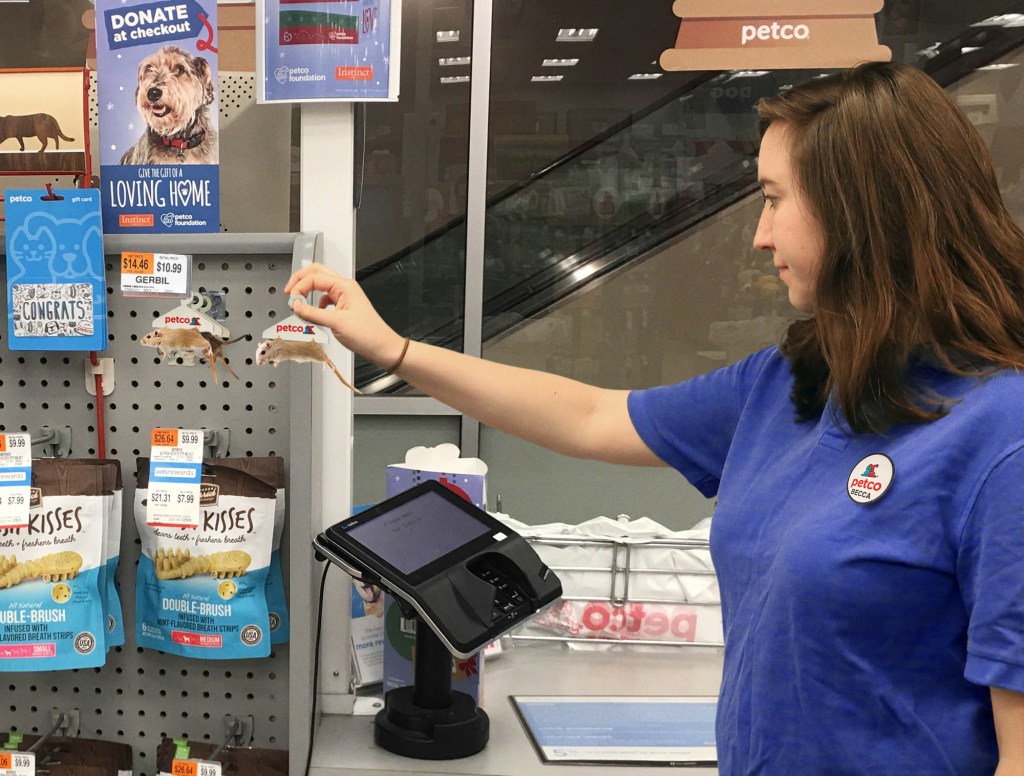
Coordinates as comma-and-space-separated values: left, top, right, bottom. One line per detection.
510, 695, 717, 766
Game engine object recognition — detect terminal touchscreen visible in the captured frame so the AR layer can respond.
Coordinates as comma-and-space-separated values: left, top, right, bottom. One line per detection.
315, 479, 561, 657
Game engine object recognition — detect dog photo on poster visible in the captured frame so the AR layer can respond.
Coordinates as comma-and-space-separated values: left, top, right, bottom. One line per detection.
95, 0, 220, 233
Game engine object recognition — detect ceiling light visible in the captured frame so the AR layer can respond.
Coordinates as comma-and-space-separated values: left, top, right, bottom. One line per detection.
542, 58, 579, 67
978, 63, 1019, 70
556, 28, 598, 43
440, 75, 470, 84
961, 46, 981, 53
628, 73, 662, 80
728, 70, 769, 78
436, 30, 460, 43
439, 56, 471, 66
532, 75, 564, 82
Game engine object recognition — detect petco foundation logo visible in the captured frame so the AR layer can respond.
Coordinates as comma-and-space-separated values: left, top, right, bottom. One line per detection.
199, 483, 220, 507
165, 315, 200, 325
847, 453, 895, 504
274, 66, 327, 84
29, 488, 42, 509
276, 323, 314, 335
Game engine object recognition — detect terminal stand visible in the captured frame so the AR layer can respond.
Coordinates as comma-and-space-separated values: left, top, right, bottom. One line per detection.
374, 616, 489, 760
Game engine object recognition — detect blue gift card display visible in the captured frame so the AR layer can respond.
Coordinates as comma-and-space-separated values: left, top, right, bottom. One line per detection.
4, 188, 108, 351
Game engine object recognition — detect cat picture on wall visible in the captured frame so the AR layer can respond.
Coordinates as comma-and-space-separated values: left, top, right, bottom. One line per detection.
0, 112, 75, 153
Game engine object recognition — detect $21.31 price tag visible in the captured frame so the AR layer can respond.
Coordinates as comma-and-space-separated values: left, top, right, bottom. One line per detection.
146, 428, 203, 528
170, 759, 222, 776
0, 751, 36, 776
0, 432, 32, 530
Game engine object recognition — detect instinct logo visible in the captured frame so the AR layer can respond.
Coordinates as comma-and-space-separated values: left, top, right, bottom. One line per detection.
847, 453, 894, 504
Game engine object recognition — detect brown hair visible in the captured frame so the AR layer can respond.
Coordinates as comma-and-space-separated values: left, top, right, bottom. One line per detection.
756, 61, 1024, 433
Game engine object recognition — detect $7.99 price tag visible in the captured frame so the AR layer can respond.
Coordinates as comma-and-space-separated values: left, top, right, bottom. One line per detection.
0, 751, 36, 775
146, 428, 203, 528
0, 432, 32, 530
171, 759, 222, 776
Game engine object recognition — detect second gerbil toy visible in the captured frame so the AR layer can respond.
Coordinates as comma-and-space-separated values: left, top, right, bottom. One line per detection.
255, 299, 359, 392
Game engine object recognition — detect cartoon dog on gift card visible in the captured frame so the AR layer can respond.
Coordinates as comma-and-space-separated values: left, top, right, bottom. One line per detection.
120, 45, 218, 165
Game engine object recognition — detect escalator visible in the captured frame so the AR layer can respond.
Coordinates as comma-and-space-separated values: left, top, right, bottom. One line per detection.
355, 5, 1024, 393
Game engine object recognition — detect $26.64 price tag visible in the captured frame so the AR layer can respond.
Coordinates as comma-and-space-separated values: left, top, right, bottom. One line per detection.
147, 428, 203, 528
170, 759, 222, 776
0, 432, 32, 530
0, 751, 36, 776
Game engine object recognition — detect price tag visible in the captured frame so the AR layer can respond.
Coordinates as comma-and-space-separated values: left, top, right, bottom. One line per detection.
0, 750, 36, 775
120, 252, 191, 297
0, 433, 31, 530
146, 428, 203, 528
170, 759, 221, 776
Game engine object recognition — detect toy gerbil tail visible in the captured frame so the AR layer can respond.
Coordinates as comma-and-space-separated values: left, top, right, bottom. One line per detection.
325, 359, 360, 394
222, 359, 240, 381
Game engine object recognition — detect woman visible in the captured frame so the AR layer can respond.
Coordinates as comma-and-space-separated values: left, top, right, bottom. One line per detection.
286, 62, 1023, 774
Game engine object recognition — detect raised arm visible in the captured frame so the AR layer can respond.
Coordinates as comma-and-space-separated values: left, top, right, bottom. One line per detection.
284, 264, 664, 466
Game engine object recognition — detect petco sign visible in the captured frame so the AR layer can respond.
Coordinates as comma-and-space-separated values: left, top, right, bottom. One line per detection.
660, 0, 891, 71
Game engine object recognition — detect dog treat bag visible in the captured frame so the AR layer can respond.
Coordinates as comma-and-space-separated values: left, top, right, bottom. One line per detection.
215, 456, 289, 644
0, 460, 108, 671
62, 459, 125, 650
135, 459, 275, 659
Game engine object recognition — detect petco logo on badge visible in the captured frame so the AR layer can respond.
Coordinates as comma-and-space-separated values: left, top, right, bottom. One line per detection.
847, 453, 895, 504
276, 323, 314, 335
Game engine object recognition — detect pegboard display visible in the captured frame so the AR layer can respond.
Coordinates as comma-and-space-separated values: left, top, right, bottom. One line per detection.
0, 248, 297, 775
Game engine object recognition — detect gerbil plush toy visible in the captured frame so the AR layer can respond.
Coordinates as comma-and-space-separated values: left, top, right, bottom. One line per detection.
254, 338, 358, 393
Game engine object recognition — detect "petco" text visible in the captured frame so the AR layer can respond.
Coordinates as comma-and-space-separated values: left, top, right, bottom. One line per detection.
741, 22, 811, 45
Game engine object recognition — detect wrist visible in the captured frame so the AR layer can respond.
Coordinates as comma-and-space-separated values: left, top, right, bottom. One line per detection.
384, 336, 411, 373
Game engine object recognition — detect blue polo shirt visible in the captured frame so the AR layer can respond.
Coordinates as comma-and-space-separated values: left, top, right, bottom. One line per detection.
628, 347, 1024, 775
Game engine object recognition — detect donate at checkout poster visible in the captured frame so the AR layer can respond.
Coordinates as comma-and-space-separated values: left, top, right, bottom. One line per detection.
96, 0, 220, 233
257, 0, 401, 103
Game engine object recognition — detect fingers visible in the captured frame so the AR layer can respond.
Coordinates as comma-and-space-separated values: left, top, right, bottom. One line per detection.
289, 298, 336, 329
283, 264, 348, 299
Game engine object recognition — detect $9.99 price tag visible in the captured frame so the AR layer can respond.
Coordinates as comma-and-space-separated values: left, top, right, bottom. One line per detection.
146, 428, 203, 528
0, 751, 36, 776
0, 432, 32, 530
171, 759, 222, 776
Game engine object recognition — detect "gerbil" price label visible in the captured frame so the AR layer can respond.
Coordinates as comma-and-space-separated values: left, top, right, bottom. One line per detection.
170, 759, 222, 776
0, 750, 36, 776
0, 432, 32, 530
147, 428, 203, 528
121, 252, 192, 298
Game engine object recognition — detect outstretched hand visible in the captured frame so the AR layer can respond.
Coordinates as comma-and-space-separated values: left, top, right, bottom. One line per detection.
283, 264, 406, 369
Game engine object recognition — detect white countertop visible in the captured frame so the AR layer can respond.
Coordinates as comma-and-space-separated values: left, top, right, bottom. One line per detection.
310, 642, 724, 775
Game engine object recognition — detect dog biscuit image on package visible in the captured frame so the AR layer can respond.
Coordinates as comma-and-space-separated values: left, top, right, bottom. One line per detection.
134, 459, 275, 659
0, 460, 108, 671
215, 456, 289, 643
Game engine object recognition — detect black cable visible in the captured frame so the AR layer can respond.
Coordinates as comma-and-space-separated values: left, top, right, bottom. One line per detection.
303, 561, 331, 776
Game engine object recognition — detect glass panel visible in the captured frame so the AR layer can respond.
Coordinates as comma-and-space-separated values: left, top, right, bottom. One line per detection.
480, 0, 1024, 387
353, 415, 462, 507
354, 0, 473, 390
